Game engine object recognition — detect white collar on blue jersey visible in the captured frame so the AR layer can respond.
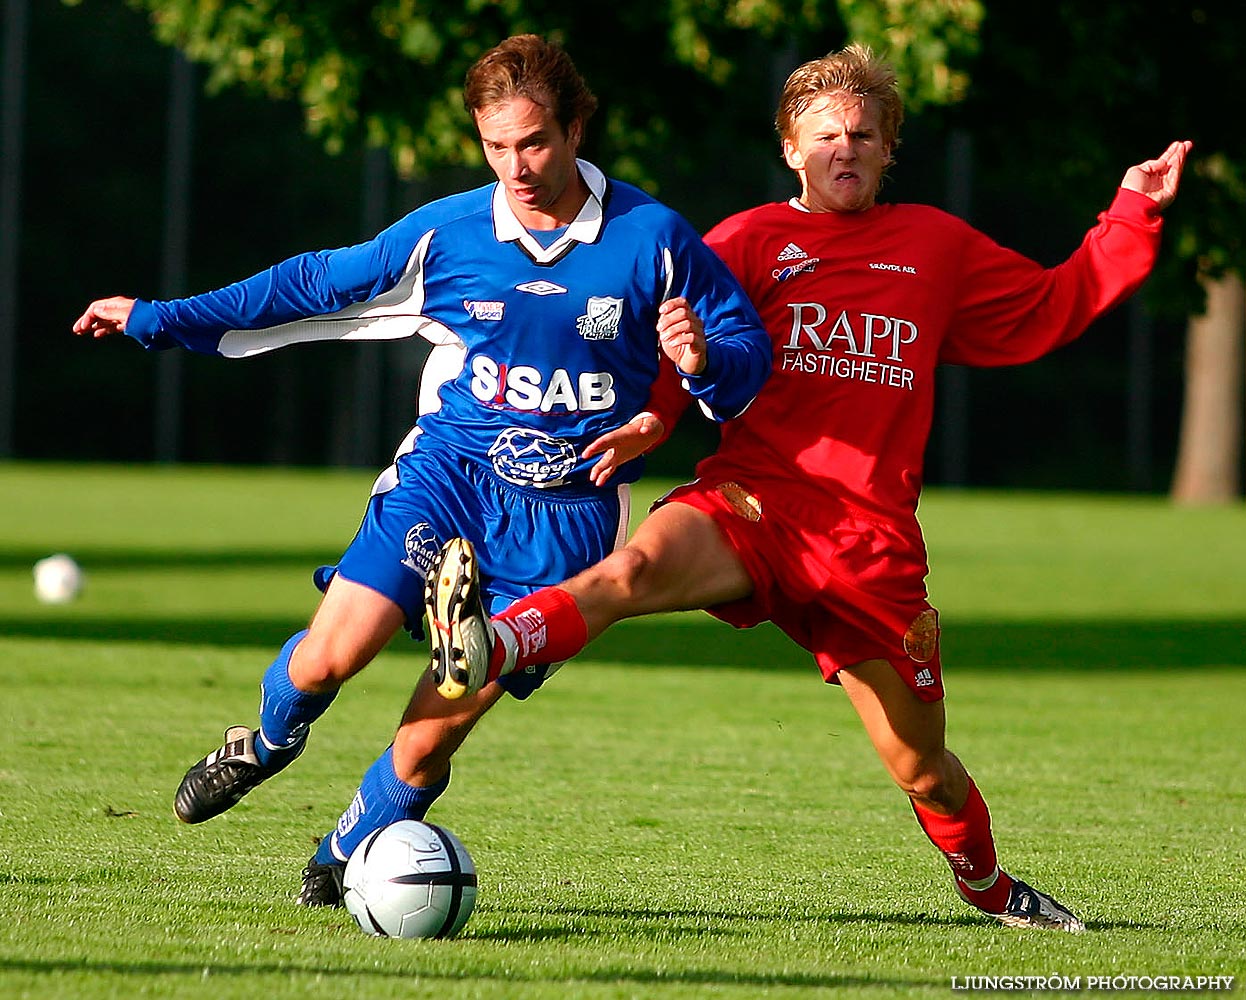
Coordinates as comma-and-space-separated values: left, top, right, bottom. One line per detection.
492, 159, 606, 264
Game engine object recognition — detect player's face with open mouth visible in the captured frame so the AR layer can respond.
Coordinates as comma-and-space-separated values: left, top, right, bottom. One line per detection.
476, 96, 585, 229
783, 93, 891, 213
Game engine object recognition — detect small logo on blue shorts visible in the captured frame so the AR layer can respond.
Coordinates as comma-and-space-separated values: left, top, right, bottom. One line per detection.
401, 522, 441, 577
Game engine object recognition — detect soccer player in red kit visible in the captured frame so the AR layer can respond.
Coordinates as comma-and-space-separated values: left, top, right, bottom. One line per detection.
426, 44, 1192, 931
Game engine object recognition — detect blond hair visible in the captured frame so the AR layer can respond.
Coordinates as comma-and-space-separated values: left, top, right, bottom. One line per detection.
775, 44, 904, 150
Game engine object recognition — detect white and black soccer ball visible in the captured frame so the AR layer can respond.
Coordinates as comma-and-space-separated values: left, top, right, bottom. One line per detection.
33, 553, 84, 604
343, 820, 477, 939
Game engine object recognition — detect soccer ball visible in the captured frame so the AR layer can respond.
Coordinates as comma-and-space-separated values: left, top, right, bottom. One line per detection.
343, 820, 477, 939
33, 554, 84, 604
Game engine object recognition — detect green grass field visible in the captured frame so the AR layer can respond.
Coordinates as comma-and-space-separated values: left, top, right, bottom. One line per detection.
1, 463, 1243, 999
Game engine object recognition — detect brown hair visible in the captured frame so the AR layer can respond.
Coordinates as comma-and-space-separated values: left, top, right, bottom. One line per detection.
463, 34, 598, 133
775, 44, 903, 150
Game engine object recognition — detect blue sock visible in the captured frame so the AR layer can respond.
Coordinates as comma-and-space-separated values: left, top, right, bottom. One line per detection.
254, 629, 337, 772
313, 747, 450, 865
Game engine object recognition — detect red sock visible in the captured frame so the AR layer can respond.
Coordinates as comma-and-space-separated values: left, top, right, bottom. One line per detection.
489, 587, 588, 680
911, 778, 1013, 913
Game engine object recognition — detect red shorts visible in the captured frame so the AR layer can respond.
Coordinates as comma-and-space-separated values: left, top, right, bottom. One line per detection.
658, 477, 944, 702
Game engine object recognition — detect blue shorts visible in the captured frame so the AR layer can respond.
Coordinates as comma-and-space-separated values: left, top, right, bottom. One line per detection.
315, 435, 629, 699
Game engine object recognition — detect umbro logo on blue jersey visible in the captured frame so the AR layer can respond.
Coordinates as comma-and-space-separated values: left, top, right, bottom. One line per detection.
515, 280, 567, 296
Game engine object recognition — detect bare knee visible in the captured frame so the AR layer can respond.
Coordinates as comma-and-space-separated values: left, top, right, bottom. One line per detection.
288, 576, 405, 693
391, 722, 454, 787
586, 546, 656, 602
891, 751, 968, 813
287, 631, 371, 692
566, 504, 749, 634
569, 545, 665, 626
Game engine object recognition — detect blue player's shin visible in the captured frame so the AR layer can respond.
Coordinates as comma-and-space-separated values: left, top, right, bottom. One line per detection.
255, 629, 337, 771
295, 748, 450, 907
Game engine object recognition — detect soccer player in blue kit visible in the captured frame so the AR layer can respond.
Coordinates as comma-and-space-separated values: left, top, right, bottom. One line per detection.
73, 34, 771, 907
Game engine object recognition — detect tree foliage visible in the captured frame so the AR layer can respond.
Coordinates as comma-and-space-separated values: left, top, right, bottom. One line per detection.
74, 0, 1245, 308
75, 0, 981, 187
952, 2, 1246, 500
953, 1, 1246, 317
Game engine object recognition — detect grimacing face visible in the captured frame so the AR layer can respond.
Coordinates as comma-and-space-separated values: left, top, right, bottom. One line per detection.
475, 96, 585, 230
782, 93, 891, 213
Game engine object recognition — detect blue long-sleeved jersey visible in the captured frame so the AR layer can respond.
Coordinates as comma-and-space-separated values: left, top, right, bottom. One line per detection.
126, 161, 771, 490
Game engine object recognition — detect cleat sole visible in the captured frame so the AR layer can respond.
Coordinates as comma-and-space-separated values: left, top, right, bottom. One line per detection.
425, 539, 491, 700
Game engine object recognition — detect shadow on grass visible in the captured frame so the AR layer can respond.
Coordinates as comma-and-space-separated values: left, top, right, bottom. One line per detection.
0, 955, 936, 991
587, 618, 1246, 672
0, 901, 1156, 986
475, 902, 1163, 938
0, 546, 332, 570
0, 611, 1242, 672
476, 900, 976, 936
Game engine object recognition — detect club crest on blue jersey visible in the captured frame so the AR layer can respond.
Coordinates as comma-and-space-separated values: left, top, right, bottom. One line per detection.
401, 522, 441, 577
487, 427, 578, 487
575, 296, 624, 340
464, 299, 505, 321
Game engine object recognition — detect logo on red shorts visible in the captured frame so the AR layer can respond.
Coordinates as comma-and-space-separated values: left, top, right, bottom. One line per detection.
715, 481, 762, 522
903, 608, 940, 663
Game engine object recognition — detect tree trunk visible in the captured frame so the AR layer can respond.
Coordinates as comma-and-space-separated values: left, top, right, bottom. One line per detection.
1170, 272, 1245, 504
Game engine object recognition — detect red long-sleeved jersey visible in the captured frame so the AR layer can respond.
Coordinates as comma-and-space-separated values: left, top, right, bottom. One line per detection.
698, 188, 1163, 542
